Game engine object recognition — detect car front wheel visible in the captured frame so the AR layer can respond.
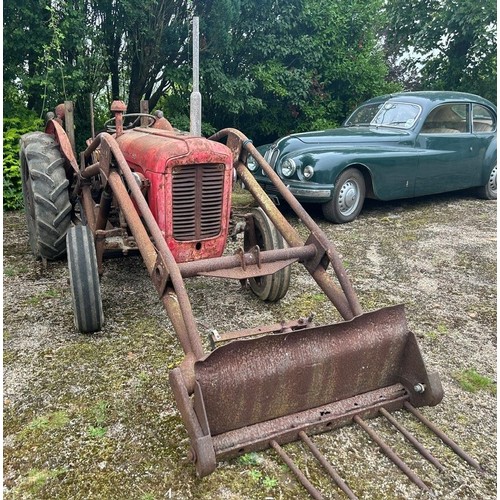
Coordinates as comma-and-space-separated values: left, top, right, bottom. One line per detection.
477, 164, 497, 200
322, 168, 366, 223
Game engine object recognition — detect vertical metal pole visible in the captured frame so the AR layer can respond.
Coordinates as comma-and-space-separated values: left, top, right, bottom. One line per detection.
190, 16, 202, 136
140, 100, 149, 127
89, 93, 95, 140
64, 100, 76, 155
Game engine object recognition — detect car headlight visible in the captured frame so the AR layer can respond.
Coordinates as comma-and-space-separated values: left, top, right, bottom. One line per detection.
246, 155, 258, 172
303, 165, 315, 179
281, 158, 297, 178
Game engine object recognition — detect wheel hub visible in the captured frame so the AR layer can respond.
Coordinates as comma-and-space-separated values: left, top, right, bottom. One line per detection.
488, 166, 497, 195
339, 180, 360, 215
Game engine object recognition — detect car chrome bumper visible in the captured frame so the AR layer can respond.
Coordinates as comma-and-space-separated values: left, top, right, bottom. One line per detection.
288, 186, 332, 198
259, 182, 332, 201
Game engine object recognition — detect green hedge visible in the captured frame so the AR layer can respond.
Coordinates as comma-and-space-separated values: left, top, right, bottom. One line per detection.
3, 112, 43, 210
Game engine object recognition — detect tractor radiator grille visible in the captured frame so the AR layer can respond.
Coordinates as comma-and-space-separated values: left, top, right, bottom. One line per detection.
172, 164, 225, 241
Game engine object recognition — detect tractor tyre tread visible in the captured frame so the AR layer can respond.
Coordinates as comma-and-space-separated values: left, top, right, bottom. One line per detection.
20, 132, 71, 260
67, 225, 104, 333
244, 207, 291, 302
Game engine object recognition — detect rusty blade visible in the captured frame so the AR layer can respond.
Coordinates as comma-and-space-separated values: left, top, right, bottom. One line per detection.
195, 306, 410, 436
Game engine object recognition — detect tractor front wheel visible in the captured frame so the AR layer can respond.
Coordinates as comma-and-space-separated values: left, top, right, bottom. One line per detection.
67, 225, 104, 333
20, 132, 72, 259
243, 207, 291, 302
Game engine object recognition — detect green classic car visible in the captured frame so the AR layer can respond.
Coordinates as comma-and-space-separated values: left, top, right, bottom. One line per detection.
247, 91, 497, 223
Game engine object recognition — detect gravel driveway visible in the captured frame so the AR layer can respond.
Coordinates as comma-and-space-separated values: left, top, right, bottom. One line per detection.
3, 190, 497, 499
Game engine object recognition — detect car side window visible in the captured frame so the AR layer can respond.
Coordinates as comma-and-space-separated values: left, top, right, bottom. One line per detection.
472, 104, 496, 133
421, 104, 469, 134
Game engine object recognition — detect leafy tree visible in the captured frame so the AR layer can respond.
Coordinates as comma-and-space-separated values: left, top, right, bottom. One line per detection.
195, 0, 399, 144
3, 0, 52, 113
384, 0, 497, 102
121, 0, 191, 112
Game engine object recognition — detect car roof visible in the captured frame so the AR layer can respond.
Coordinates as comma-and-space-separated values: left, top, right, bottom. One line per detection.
362, 91, 497, 112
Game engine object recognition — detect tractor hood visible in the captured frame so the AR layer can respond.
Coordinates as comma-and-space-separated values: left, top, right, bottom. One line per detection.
116, 128, 232, 174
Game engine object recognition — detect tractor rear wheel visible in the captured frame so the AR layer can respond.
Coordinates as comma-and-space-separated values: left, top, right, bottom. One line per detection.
20, 132, 72, 259
244, 207, 291, 302
67, 225, 104, 333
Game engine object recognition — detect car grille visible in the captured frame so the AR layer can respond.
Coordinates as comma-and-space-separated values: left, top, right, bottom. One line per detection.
265, 184, 280, 195
172, 164, 225, 241
265, 146, 280, 167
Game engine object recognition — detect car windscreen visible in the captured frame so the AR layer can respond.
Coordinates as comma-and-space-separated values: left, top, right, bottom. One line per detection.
370, 102, 421, 129
344, 103, 383, 126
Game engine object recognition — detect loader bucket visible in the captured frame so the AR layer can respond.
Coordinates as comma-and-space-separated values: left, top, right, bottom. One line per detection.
171, 305, 443, 478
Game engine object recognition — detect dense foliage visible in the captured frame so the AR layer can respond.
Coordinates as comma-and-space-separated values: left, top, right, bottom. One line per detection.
3, 0, 497, 208
384, 0, 497, 102
195, 0, 400, 143
3, 108, 43, 210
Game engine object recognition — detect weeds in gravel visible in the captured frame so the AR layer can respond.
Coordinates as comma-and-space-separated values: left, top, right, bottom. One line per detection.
25, 289, 60, 306
425, 323, 449, 340
4, 265, 28, 277
454, 369, 496, 394
21, 411, 69, 437
87, 400, 108, 438
87, 426, 107, 438
238, 452, 262, 466
247, 469, 278, 491
21, 468, 68, 495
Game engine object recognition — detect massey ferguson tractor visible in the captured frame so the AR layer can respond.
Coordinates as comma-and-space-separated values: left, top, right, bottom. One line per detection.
19, 100, 481, 498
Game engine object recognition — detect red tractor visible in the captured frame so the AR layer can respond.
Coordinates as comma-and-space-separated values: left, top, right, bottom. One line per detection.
19, 101, 480, 497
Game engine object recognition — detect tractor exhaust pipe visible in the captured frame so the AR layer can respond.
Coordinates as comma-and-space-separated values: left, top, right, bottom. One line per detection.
190, 16, 202, 136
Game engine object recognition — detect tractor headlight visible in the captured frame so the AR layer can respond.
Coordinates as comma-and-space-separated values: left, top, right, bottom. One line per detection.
247, 155, 258, 172
303, 165, 315, 179
281, 158, 297, 178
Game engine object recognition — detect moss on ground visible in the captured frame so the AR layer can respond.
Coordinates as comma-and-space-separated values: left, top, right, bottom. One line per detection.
4, 192, 497, 499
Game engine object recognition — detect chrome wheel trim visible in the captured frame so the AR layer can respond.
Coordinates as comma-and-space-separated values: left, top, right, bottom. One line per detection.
338, 179, 361, 216
488, 165, 497, 196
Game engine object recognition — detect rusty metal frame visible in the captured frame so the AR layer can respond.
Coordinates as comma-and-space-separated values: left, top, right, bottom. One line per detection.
76, 128, 366, 365
211, 128, 362, 320
66, 119, 481, 497
75, 131, 335, 377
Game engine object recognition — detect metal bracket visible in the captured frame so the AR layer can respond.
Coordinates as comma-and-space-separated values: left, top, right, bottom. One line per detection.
235, 247, 246, 271
250, 245, 262, 269
151, 253, 170, 298
303, 232, 329, 272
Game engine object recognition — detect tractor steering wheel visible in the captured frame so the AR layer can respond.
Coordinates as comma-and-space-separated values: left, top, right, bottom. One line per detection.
104, 113, 157, 131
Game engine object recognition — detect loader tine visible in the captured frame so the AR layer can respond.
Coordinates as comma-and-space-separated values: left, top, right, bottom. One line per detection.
353, 415, 431, 492
270, 440, 324, 500
299, 431, 359, 500
379, 408, 445, 472
404, 402, 483, 472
